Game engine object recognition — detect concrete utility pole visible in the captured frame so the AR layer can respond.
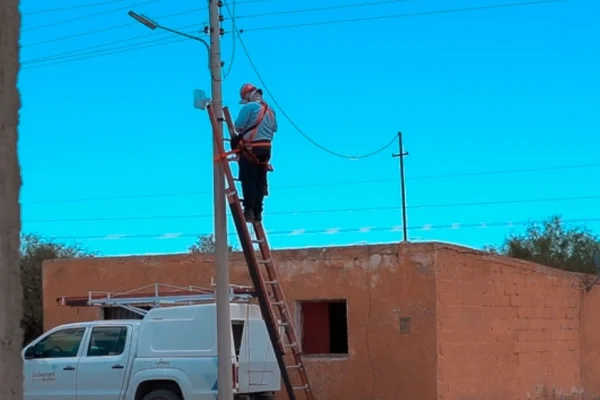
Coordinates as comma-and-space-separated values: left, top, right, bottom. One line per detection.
208, 1, 233, 399
392, 131, 409, 241
127, 2, 231, 395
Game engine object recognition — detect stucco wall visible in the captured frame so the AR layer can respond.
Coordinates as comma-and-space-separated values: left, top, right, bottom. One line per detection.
43, 243, 438, 400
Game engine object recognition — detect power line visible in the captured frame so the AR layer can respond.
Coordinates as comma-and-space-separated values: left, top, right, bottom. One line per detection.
233, 0, 411, 21
23, 24, 199, 66
21, 0, 407, 66
223, 0, 237, 80
240, 0, 565, 33
19, 0, 564, 69
21, 162, 600, 205
22, 0, 166, 32
225, 1, 398, 159
22, 37, 188, 71
22, 194, 600, 224
21, 0, 272, 47
42, 217, 600, 241
23, 0, 127, 16
22, 9, 200, 48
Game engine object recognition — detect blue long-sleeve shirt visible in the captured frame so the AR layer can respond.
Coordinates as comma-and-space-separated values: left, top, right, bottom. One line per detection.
234, 102, 277, 142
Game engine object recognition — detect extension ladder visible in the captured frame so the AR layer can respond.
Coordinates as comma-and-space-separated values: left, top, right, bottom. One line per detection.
206, 103, 315, 400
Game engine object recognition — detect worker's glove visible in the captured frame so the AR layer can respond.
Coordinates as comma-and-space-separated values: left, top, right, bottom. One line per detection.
230, 134, 242, 150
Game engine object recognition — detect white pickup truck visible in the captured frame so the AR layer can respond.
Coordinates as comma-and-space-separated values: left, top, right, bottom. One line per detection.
22, 303, 280, 400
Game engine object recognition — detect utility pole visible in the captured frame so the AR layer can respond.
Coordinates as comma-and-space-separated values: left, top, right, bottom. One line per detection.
209, 0, 233, 399
392, 131, 409, 241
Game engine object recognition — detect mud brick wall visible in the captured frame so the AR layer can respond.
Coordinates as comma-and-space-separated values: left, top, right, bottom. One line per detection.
43, 242, 600, 400
435, 244, 599, 400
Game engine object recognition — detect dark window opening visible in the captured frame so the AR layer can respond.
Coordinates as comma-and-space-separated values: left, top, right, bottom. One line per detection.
232, 321, 244, 358
300, 300, 348, 356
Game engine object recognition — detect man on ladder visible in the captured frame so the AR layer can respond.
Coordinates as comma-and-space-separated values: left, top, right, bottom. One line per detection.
231, 83, 278, 223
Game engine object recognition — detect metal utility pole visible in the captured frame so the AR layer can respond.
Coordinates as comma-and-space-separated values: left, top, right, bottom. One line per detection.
209, 1, 233, 399
392, 131, 409, 241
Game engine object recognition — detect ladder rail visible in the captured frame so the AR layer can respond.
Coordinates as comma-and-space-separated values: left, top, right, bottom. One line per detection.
252, 222, 314, 396
252, 222, 301, 350
207, 104, 299, 400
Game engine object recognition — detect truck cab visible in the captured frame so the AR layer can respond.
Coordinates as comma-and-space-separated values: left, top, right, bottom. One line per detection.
22, 303, 280, 400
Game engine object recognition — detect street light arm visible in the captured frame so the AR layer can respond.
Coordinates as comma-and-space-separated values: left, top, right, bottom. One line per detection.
156, 25, 209, 53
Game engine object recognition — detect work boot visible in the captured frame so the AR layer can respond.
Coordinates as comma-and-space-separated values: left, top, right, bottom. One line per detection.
244, 208, 255, 223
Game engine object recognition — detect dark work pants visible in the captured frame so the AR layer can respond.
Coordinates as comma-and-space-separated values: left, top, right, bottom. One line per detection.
239, 146, 271, 217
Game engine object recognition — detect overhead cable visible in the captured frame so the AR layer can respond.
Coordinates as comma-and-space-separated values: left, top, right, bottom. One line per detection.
21, 163, 600, 205
20, 0, 564, 67
23, 194, 600, 224
43, 217, 600, 241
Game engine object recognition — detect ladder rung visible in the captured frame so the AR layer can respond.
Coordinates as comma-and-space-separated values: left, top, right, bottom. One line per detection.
258, 259, 272, 264
284, 342, 298, 348
252, 238, 265, 244
294, 385, 309, 391
287, 364, 302, 369
271, 301, 284, 306
264, 280, 278, 285
278, 321, 289, 327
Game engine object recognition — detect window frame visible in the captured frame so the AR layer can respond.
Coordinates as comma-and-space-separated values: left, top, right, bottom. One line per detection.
297, 299, 349, 359
85, 325, 129, 358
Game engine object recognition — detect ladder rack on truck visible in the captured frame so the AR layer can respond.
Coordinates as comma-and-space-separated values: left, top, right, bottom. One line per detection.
206, 103, 315, 400
56, 282, 255, 316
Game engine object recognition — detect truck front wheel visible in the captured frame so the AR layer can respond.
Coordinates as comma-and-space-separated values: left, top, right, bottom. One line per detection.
142, 389, 182, 400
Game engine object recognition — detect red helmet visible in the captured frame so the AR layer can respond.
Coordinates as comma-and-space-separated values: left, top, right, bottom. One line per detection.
239, 83, 262, 104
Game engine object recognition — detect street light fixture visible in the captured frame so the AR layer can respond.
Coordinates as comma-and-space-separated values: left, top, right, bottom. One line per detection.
127, 10, 210, 53
127, 11, 158, 30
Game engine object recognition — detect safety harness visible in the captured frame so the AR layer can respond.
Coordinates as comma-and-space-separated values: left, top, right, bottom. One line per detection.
234, 101, 274, 171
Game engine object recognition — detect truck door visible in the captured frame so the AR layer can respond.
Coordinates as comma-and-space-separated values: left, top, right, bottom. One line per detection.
238, 319, 279, 393
76, 325, 132, 400
23, 326, 87, 400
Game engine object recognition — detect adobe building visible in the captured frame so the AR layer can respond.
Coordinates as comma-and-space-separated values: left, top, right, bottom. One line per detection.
43, 242, 600, 400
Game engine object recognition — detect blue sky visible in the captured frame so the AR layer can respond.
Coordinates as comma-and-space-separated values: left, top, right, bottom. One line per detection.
17, 0, 600, 256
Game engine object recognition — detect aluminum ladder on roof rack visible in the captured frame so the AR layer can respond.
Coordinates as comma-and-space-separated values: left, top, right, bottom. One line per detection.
57, 282, 255, 317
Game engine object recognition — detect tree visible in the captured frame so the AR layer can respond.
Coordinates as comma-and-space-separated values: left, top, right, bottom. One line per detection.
188, 234, 235, 253
490, 215, 600, 273
0, 0, 23, 398
20, 234, 96, 345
